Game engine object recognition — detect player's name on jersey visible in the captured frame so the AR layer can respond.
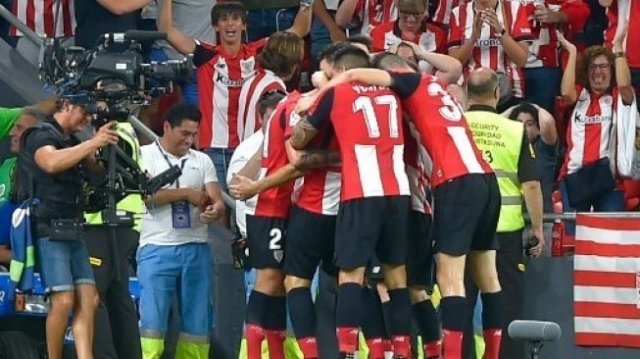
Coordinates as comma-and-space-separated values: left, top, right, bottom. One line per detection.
353, 84, 388, 94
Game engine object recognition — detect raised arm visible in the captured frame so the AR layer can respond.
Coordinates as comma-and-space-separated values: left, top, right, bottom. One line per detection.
157, 0, 196, 55
34, 122, 118, 174
598, 0, 614, 7
313, 0, 345, 42
448, 12, 482, 65
612, 22, 635, 105
535, 104, 558, 146
557, 31, 578, 104
335, 0, 359, 28
286, 4, 314, 38
406, 41, 462, 84
97, 0, 152, 15
482, 8, 529, 67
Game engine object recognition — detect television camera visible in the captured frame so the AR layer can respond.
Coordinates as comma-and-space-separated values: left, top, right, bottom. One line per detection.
39, 30, 189, 224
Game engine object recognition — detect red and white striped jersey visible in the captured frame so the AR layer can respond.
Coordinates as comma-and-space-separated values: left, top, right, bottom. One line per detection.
560, 86, 618, 177
244, 92, 300, 218
432, 0, 465, 28
194, 38, 267, 150
371, 20, 447, 54
448, 0, 532, 97
10, 0, 75, 38
604, 0, 640, 69
307, 83, 410, 201
237, 69, 286, 142
522, 0, 590, 68
404, 119, 432, 214
354, 0, 398, 36
286, 113, 342, 216
389, 72, 493, 188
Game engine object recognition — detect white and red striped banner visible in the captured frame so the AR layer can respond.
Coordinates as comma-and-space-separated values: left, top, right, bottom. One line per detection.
574, 214, 640, 348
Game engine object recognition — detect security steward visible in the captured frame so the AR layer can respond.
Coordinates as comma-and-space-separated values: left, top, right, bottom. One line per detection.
463, 68, 544, 359
84, 121, 144, 358
17, 98, 119, 359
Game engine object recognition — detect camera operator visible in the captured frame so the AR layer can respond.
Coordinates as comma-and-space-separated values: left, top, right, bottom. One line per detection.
83, 121, 145, 358
17, 99, 119, 359
464, 68, 544, 359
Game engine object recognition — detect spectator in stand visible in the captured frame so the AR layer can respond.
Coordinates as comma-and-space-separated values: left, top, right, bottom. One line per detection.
237, 31, 304, 141
150, 0, 216, 106
448, 0, 532, 111
431, 0, 465, 29
0, 107, 47, 266
310, 0, 345, 67
75, 0, 151, 50
335, 0, 397, 36
521, 0, 590, 113
503, 102, 558, 212
557, 29, 635, 212
601, 0, 640, 104
158, 0, 311, 193
370, 0, 444, 52
243, 0, 302, 41
10, 0, 75, 67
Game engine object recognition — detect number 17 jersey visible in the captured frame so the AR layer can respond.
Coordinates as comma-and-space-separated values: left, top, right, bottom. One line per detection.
307, 82, 410, 201
389, 72, 493, 188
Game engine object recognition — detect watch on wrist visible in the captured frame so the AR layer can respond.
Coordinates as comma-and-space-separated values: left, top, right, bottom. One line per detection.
614, 51, 625, 58
497, 29, 506, 38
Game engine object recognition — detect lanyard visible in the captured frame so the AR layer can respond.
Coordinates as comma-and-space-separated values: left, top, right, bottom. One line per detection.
156, 142, 188, 188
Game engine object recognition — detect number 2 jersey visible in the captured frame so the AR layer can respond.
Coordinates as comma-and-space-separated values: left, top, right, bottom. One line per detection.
307, 82, 410, 202
388, 72, 493, 188
245, 92, 300, 219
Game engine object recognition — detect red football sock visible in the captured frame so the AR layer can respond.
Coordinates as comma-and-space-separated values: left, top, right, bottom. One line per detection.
442, 329, 463, 359
297, 336, 319, 358
246, 324, 265, 359
264, 329, 286, 359
482, 328, 502, 359
392, 335, 412, 358
366, 338, 386, 359
424, 339, 442, 358
336, 327, 359, 354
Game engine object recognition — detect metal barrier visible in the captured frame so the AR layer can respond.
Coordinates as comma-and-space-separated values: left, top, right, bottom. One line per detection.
0, 4, 42, 47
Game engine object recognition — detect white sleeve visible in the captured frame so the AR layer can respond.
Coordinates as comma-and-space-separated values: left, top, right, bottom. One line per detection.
202, 152, 218, 184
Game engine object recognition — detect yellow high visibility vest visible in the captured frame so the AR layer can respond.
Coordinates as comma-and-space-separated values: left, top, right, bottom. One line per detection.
466, 109, 526, 232
84, 122, 144, 232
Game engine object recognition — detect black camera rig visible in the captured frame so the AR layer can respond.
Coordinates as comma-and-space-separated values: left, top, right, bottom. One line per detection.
40, 30, 189, 225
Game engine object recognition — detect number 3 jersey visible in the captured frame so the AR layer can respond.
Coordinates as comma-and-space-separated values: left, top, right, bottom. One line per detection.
307, 82, 410, 202
388, 72, 493, 188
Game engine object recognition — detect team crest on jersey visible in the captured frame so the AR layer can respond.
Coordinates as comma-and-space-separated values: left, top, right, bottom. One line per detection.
273, 249, 284, 263
601, 96, 613, 106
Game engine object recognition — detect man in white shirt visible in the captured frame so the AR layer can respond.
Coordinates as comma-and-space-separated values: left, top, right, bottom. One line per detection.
137, 102, 225, 358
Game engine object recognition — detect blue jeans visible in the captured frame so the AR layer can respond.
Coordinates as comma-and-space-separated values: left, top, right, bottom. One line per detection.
310, 12, 334, 68
137, 243, 213, 338
559, 181, 625, 235
523, 67, 562, 113
37, 236, 95, 292
148, 48, 198, 106
245, 7, 297, 42
205, 148, 235, 193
